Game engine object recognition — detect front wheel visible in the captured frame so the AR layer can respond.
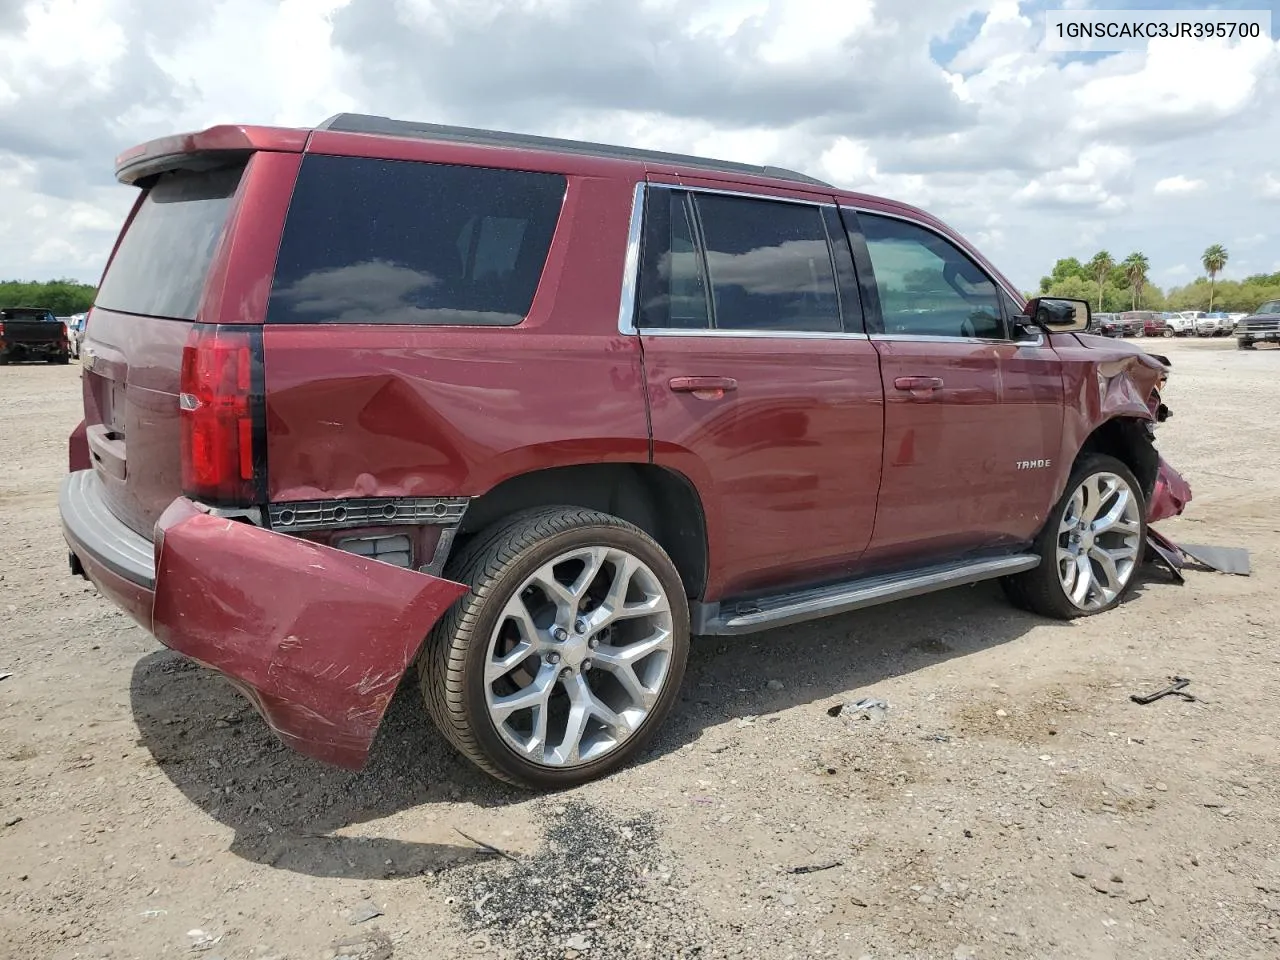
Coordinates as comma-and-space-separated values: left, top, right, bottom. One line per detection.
419, 506, 690, 789
1238, 338, 1255, 350
1002, 454, 1147, 619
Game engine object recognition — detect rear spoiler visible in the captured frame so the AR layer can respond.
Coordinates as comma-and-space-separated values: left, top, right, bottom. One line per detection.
114, 125, 310, 185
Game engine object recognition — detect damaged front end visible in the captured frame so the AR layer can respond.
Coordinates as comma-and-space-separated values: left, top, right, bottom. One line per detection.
150, 498, 467, 768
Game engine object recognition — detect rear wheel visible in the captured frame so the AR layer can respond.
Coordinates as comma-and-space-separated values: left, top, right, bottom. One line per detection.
1238, 338, 1255, 350
419, 506, 689, 789
1002, 454, 1146, 619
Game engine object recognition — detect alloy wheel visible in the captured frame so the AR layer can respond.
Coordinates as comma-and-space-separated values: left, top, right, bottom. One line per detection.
1056, 472, 1143, 611
483, 545, 674, 767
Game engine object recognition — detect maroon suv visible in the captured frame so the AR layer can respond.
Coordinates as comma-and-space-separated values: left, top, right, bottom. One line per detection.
61, 115, 1172, 788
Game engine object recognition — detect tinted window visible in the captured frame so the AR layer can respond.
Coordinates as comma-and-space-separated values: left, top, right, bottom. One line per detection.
267, 156, 565, 326
635, 189, 711, 330
859, 214, 1003, 339
96, 165, 244, 321
694, 194, 841, 333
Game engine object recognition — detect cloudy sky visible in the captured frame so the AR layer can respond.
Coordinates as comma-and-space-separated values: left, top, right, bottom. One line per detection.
1, 0, 1277, 292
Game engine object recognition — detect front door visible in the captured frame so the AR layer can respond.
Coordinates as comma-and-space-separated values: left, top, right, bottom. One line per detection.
632, 185, 885, 600
844, 209, 1064, 568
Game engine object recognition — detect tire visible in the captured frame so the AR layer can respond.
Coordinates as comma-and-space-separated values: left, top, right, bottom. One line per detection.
1002, 454, 1147, 620
419, 506, 690, 789
1162, 328, 1173, 338
1238, 339, 1255, 350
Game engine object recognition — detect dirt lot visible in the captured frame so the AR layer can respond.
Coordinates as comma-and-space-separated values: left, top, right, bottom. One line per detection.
1, 337, 1278, 960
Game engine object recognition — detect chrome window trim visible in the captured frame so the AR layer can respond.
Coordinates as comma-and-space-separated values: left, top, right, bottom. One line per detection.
869, 331, 1045, 348
617, 181, 646, 336
842, 205, 1026, 311
618, 181, 852, 339
680, 183, 837, 208
640, 328, 871, 341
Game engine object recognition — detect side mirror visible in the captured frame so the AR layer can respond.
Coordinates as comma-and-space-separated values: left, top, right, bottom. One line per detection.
1024, 297, 1090, 333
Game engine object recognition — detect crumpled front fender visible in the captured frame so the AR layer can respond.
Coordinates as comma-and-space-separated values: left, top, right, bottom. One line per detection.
151, 498, 468, 769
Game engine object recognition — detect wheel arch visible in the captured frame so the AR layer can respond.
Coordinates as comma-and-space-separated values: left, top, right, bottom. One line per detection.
1075, 417, 1159, 501
455, 462, 710, 600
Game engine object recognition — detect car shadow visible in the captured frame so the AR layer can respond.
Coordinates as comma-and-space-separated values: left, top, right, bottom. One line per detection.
129, 652, 525, 881
129, 569, 1174, 880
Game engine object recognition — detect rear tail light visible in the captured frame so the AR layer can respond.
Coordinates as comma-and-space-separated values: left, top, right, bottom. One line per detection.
179, 324, 266, 504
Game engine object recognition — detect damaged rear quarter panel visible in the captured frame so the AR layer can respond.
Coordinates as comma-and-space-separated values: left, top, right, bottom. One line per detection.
151, 499, 468, 769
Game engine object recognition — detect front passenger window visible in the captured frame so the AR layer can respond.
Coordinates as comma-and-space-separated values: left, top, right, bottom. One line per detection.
859, 214, 1003, 339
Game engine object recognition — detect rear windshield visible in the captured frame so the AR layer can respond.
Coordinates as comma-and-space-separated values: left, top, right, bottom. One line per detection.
95, 164, 244, 321
265, 155, 566, 326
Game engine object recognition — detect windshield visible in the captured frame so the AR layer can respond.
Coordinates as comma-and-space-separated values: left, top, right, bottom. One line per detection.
1255, 300, 1280, 315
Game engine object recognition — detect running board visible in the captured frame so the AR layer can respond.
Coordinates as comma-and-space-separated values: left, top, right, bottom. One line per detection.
694, 554, 1040, 636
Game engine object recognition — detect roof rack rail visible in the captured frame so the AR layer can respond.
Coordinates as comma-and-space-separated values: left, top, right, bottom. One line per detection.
316, 113, 832, 189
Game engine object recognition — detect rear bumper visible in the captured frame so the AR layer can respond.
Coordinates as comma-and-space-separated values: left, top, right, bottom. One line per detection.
60, 470, 468, 769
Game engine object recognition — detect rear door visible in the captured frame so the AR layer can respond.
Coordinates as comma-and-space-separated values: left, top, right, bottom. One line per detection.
842, 208, 1064, 567
81, 159, 257, 535
634, 183, 884, 600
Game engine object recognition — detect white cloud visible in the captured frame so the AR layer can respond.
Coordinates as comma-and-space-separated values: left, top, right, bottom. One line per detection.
1153, 176, 1205, 195
0, 0, 1278, 294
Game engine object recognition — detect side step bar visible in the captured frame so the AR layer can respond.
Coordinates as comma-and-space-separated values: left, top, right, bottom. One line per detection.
694, 554, 1040, 636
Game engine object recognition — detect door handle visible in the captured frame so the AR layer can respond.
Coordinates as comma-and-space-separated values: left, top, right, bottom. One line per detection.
893, 376, 944, 392
669, 376, 738, 397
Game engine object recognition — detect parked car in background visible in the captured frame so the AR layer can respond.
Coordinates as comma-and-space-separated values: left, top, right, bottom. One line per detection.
66, 312, 88, 358
0, 306, 72, 364
1094, 312, 1121, 336
1117, 311, 1149, 336
1236, 300, 1280, 349
61, 113, 1176, 789
1166, 312, 1194, 336
1212, 312, 1235, 334
1196, 312, 1226, 337
1141, 312, 1168, 337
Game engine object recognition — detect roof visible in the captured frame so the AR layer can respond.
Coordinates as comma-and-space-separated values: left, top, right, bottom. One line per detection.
317, 113, 833, 189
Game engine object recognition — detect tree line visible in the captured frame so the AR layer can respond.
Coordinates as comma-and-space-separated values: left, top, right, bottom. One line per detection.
1037, 245, 1280, 314
0, 279, 97, 316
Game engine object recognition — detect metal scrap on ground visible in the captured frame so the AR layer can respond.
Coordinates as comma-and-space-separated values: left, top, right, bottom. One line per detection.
1180, 544, 1251, 576
1130, 677, 1196, 705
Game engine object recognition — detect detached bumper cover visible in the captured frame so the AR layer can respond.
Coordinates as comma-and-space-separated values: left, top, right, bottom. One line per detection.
61, 471, 468, 769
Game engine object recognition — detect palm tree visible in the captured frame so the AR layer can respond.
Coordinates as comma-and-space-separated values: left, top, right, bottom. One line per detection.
1122, 252, 1149, 310
1087, 251, 1114, 311
1202, 244, 1228, 311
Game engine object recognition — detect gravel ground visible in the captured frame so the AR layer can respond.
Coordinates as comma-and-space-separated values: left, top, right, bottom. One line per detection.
1, 337, 1278, 960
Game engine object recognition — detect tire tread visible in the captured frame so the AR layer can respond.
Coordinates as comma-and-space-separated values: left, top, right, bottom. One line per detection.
419, 506, 683, 787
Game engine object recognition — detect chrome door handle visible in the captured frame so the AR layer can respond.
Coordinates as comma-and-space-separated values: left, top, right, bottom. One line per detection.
893, 376, 944, 391
669, 376, 738, 393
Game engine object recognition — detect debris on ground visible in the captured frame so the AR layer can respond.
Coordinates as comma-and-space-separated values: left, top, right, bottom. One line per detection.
1146, 530, 1187, 583
453, 827, 520, 864
446, 801, 713, 960
0, 671, 12, 682
1181, 543, 1251, 576
787, 859, 842, 875
330, 931, 393, 960
347, 904, 384, 925
1130, 677, 1196, 705
827, 697, 890, 723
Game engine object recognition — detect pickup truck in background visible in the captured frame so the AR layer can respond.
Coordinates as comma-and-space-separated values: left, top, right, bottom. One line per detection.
1237, 300, 1280, 349
0, 307, 72, 364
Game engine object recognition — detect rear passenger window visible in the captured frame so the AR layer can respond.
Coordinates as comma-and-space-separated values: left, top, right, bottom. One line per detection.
858, 214, 1003, 339
636, 189, 712, 330
694, 194, 842, 333
267, 156, 565, 326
